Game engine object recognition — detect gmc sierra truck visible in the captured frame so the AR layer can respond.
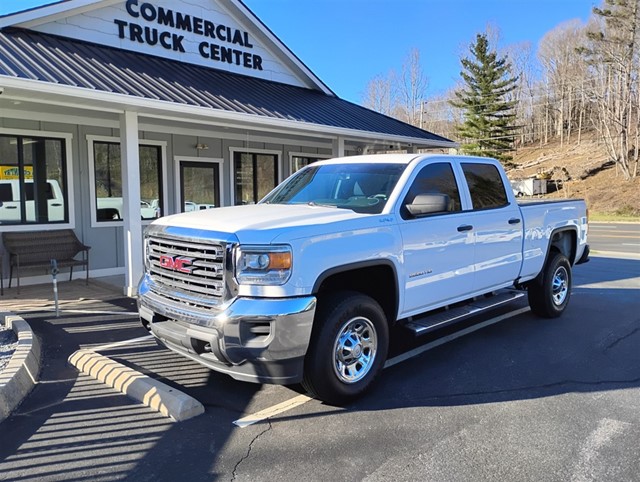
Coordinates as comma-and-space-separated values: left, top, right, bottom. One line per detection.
138, 154, 589, 404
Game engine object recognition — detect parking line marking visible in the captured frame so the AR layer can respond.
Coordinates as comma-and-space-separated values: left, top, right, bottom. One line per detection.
90, 335, 154, 352
60, 310, 137, 316
233, 394, 313, 428
233, 307, 530, 428
384, 306, 531, 369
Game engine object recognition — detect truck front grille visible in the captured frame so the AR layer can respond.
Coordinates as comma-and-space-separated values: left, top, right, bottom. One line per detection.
147, 234, 227, 308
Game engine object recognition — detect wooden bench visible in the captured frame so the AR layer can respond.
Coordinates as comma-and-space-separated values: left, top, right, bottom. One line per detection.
2, 229, 90, 293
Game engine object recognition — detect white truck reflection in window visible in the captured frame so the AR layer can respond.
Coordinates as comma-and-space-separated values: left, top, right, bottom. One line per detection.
0, 179, 65, 223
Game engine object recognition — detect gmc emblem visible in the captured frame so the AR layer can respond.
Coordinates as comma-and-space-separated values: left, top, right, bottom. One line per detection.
159, 255, 195, 273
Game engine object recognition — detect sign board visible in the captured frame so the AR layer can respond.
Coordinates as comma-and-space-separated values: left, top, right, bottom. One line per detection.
0, 165, 33, 180
30, 0, 304, 86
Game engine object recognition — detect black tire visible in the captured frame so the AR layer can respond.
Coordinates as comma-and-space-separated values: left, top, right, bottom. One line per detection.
302, 291, 389, 405
528, 251, 572, 318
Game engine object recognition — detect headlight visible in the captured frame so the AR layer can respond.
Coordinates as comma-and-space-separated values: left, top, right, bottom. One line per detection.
235, 245, 292, 285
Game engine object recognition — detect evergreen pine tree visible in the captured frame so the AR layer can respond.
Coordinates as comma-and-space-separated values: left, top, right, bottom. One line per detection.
450, 34, 518, 166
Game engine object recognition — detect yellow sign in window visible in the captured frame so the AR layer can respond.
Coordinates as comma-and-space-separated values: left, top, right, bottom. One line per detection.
0, 166, 33, 180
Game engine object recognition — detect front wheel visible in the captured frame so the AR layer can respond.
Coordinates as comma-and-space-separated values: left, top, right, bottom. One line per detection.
302, 292, 389, 405
528, 251, 572, 318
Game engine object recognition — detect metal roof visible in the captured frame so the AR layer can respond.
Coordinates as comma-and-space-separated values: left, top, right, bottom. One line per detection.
0, 28, 453, 145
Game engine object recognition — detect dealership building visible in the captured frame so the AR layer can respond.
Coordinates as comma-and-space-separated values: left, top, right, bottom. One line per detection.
0, 0, 455, 296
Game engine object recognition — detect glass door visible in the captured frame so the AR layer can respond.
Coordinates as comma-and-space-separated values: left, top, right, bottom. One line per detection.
179, 161, 221, 213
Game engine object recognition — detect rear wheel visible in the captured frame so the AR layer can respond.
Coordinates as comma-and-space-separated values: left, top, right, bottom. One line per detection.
302, 292, 389, 405
528, 251, 572, 318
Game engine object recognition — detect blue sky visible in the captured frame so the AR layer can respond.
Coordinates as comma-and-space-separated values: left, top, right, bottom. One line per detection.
0, 0, 597, 103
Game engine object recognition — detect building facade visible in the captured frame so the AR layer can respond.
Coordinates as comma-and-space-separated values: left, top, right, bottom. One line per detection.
0, 0, 455, 295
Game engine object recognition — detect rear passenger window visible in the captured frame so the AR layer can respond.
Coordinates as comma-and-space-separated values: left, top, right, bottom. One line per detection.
402, 162, 461, 219
461, 163, 508, 210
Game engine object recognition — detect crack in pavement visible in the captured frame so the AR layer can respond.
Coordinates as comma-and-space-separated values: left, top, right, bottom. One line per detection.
230, 419, 273, 481
605, 325, 640, 350
401, 377, 640, 403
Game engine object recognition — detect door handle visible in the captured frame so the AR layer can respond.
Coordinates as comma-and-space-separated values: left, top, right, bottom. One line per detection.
51, 203, 62, 207
457, 224, 473, 232
5, 206, 17, 209
508, 218, 521, 225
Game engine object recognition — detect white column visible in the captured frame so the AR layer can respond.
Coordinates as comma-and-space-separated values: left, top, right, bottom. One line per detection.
120, 111, 143, 297
332, 136, 345, 157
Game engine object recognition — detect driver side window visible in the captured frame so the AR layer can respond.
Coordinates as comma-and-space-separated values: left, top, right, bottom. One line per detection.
401, 162, 462, 219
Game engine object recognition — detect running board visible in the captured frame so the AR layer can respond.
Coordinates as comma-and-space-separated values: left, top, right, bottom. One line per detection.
402, 289, 526, 336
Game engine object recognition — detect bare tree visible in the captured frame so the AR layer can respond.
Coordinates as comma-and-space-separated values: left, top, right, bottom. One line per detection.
361, 49, 429, 128
362, 71, 397, 116
579, 0, 639, 180
397, 48, 429, 126
420, 88, 462, 140
538, 20, 589, 146
504, 41, 536, 146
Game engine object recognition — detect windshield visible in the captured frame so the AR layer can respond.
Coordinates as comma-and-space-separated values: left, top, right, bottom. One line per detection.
261, 163, 406, 214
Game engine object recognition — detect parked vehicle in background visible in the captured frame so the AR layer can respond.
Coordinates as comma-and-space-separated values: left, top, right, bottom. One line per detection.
96, 197, 158, 220
139, 154, 589, 405
0, 179, 65, 223
184, 202, 216, 212
510, 178, 548, 196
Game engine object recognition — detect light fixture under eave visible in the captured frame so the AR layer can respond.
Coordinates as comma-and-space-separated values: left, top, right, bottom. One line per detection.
195, 143, 209, 150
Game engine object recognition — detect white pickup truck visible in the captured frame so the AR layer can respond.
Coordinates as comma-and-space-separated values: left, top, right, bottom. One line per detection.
138, 154, 589, 404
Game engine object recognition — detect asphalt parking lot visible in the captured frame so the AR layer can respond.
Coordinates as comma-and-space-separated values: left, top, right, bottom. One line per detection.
0, 253, 639, 482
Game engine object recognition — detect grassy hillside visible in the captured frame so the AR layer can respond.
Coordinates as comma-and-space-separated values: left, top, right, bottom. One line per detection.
508, 135, 640, 218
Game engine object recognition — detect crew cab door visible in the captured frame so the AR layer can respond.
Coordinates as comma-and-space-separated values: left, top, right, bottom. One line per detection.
459, 161, 523, 293
397, 161, 475, 317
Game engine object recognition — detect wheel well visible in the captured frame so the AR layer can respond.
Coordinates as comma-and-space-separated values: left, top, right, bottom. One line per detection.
550, 229, 577, 264
315, 265, 398, 324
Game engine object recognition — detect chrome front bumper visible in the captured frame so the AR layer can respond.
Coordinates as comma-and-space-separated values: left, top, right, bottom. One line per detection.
138, 274, 316, 384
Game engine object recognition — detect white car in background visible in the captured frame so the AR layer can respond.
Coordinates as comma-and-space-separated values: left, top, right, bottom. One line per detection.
184, 202, 215, 212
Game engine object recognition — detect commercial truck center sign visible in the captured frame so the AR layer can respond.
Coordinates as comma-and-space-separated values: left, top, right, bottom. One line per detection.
114, 0, 263, 70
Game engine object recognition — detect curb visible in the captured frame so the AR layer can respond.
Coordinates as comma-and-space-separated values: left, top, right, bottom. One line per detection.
0, 312, 42, 423
68, 349, 204, 421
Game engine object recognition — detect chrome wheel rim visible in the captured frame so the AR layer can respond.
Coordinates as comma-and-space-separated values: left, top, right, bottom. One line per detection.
552, 266, 569, 306
333, 316, 377, 384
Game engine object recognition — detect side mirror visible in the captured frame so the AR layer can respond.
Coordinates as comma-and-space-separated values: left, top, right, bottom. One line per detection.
406, 193, 450, 217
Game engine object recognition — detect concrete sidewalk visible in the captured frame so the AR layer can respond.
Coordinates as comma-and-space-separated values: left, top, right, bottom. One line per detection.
0, 277, 126, 314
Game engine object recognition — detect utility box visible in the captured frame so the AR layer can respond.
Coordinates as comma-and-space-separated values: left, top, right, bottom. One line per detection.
511, 178, 548, 197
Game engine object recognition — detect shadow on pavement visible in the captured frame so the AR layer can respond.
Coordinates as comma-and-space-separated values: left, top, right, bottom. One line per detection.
0, 256, 637, 480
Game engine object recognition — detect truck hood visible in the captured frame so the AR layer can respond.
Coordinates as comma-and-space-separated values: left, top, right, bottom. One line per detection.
152, 204, 374, 243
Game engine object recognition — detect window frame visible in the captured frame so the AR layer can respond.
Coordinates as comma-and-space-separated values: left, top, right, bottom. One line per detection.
174, 156, 224, 212
288, 151, 332, 176
87, 135, 167, 228
460, 162, 510, 211
399, 161, 464, 220
0, 128, 75, 232
229, 147, 282, 206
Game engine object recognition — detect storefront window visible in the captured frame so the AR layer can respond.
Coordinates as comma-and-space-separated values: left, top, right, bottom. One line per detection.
0, 134, 68, 225
93, 141, 163, 222
234, 152, 278, 205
